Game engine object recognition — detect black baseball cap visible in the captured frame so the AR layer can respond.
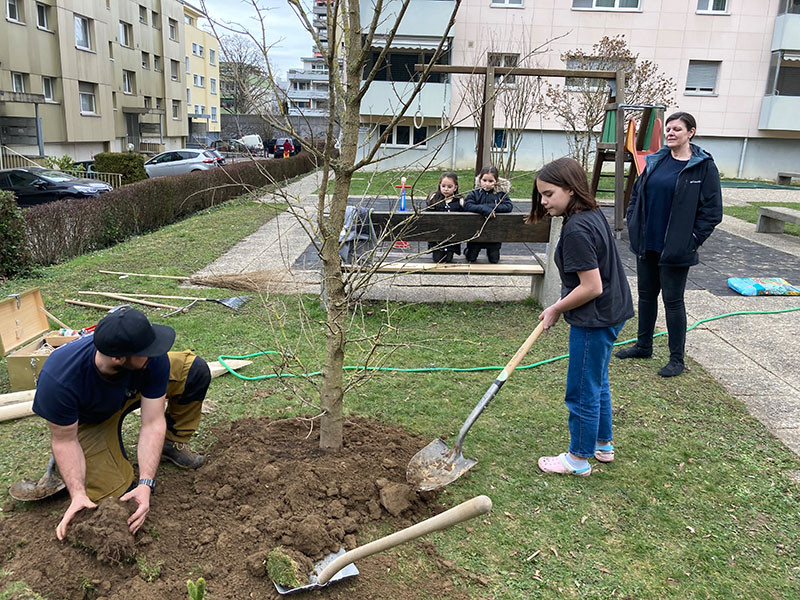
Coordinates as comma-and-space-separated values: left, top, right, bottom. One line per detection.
93, 306, 176, 357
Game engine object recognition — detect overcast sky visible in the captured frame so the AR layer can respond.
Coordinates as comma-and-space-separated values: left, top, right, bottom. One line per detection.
197, 0, 314, 79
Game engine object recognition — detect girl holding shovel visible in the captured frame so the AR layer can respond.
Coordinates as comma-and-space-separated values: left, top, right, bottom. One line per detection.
526, 157, 634, 476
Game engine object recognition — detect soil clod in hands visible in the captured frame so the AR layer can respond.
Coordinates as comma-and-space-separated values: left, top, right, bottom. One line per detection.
66, 497, 136, 564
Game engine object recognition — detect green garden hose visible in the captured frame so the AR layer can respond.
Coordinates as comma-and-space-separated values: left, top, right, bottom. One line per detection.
218, 306, 800, 381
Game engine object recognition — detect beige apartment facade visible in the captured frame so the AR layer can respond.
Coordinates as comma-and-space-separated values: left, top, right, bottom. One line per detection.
183, 2, 219, 144
356, 0, 800, 179
0, 0, 190, 162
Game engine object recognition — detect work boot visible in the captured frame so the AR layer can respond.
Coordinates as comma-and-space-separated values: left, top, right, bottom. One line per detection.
161, 440, 204, 469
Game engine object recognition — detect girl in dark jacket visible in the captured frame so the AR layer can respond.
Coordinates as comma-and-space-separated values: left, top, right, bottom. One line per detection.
425, 172, 464, 263
616, 111, 722, 377
463, 165, 513, 263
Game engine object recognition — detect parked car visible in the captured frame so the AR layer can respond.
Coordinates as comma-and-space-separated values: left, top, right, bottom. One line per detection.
272, 137, 301, 158
210, 139, 250, 154
144, 149, 221, 178
0, 167, 112, 207
237, 134, 264, 155
208, 149, 226, 166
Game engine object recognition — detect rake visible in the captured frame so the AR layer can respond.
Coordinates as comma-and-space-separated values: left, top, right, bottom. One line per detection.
79, 291, 250, 311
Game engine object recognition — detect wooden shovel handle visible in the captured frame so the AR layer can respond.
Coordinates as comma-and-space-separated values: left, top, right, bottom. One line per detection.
317, 495, 492, 585
66, 300, 114, 310
78, 291, 179, 310
99, 270, 187, 280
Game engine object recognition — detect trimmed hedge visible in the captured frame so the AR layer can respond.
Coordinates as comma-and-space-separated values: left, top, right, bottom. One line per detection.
94, 152, 148, 184
0, 190, 33, 279
23, 153, 317, 266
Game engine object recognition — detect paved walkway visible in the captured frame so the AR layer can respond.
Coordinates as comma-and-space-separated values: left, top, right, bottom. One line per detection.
195, 173, 800, 457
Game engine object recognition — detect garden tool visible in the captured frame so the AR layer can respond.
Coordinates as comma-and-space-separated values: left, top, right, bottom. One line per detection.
407, 322, 545, 492
110, 292, 250, 311
9, 455, 66, 501
273, 495, 492, 595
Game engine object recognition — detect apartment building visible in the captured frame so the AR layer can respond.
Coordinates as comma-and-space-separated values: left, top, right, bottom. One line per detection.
355, 0, 800, 179
0, 0, 189, 161
183, 1, 219, 144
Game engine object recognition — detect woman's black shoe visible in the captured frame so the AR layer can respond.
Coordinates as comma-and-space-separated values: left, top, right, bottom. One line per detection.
615, 345, 652, 359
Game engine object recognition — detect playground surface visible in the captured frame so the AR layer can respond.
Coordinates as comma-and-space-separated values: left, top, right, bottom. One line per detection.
194, 173, 800, 462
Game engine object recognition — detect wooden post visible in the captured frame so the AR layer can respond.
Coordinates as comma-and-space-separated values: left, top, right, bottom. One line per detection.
614, 70, 626, 236
480, 66, 495, 173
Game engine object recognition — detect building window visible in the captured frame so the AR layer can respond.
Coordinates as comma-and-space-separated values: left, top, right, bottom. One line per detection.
108, 41, 114, 60
168, 18, 177, 40
119, 21, 132, 47
172, 99, 180, 119
765, 51, 800, 96
156, 97, 163, 109
154, 55, 161, 71
211, 106, 217, 122
193, 74, 204, 87
194, 104, 200, 114
79, 81, 97, 114
11, 72, 25, 93
778, 0, 800, 13
488, 53, 518, 86
75, 15, 92, 50
151, 10, 159, 28
572, 0, 640, 8
141, 51, 150, 69
490, 0, 523, 6
697, 0, 727, 11
139, 5, 147, 23
192, 43, 203, 57
36, 3, 49, 29
187, 88, 191, 103
185, 14, 193, 26
122, 70, 135, 94
185, 56, 190, 74
209, 49, 216, 65
685, 60, 720, 95
378, 124, 428, 148
492, 129, 509, 150
112, 91, 117, 108
171, 59, 180, 81
210, 78, 217, 94
7, 0, 22, 22
144, 96, 152, 109
42, 76, 54, 101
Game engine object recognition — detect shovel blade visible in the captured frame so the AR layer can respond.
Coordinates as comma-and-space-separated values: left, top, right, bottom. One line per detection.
406, 438, 477, 492
9, 474, 65, 502
273, 547, 359, 595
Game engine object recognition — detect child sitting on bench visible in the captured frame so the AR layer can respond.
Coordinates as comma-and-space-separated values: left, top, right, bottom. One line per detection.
464, 166, 512, 264
425, 172, 464, 263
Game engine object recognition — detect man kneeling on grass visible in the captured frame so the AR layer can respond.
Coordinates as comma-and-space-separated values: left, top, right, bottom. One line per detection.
32, 306, 210, 540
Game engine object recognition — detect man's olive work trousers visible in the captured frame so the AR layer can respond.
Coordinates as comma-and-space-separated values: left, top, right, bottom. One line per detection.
76, 351, 210, 501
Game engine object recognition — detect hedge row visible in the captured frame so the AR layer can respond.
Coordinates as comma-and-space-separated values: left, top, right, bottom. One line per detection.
0, 190, 33, 279
23, 153, 317, 266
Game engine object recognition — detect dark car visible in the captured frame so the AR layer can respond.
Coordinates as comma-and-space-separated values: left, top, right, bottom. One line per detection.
272, 137, 301, 158
210, 139, 249, 155
0, 167, 113, 207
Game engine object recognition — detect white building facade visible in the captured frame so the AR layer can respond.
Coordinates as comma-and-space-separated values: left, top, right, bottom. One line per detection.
355, 0, 800, 179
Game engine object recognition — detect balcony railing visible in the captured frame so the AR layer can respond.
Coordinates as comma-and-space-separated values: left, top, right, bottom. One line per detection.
360, 80, 450, 118
287, 89, 330, 100
759, 95, 800, 131
773, 12, 800, 51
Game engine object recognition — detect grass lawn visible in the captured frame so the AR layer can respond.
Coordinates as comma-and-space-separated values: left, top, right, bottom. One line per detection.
2, 188, 800, 599
326, 170, 618, 201
724, 201, 800, 238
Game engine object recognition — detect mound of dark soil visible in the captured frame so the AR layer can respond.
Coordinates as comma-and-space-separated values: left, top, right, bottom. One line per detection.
0, 417, 474, 600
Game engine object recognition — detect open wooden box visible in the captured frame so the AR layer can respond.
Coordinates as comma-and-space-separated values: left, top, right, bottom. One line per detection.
1, 289, 79, 392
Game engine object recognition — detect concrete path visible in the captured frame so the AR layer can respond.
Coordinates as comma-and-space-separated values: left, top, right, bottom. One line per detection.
195, 172, 800, 457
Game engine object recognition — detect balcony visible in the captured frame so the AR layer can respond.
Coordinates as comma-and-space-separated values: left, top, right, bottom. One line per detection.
773, 13, 800, 51
360, 80, 450, 118
288, 69, 331, 82
287, 89, 329, 100
360, 0, 456, 41
288, 107, 329, 117
759, 95, 800, 131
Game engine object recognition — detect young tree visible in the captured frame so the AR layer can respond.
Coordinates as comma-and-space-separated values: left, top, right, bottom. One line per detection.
206, 0, 462, 452
545, 35, 676, 171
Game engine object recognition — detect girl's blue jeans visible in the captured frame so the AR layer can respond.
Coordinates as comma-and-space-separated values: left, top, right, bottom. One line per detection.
565, 322, 625, 458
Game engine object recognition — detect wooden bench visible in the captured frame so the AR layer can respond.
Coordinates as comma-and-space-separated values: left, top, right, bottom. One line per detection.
776, 172, 800, 186
756, 206, 800, 233
343, 210, 562, 306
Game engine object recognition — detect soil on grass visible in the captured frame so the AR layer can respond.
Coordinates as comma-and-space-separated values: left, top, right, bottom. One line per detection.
0, 417, 476, 600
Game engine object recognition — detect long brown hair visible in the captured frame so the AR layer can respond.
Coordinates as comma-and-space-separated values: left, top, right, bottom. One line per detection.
526, 157, 597, 224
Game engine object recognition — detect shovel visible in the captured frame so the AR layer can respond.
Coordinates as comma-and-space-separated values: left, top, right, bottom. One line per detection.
9, 455, 66, 501
407, 322, 545, 492
274, 495, 492, 595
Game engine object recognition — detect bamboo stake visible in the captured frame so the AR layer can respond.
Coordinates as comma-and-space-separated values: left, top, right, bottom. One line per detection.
78, 291, 179, 310
66, 299, 114, 310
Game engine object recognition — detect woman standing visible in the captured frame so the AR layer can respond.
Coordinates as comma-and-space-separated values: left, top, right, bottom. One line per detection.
616, 112, 722, 377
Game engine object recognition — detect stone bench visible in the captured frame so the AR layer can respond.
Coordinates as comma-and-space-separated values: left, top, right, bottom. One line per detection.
756, 206, 800, 233
777, 172, 800, 186
342, 210, 562, 306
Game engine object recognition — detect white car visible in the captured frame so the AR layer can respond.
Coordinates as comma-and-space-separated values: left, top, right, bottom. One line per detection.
144, 149, 221, 178
237, 134, 264, 154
